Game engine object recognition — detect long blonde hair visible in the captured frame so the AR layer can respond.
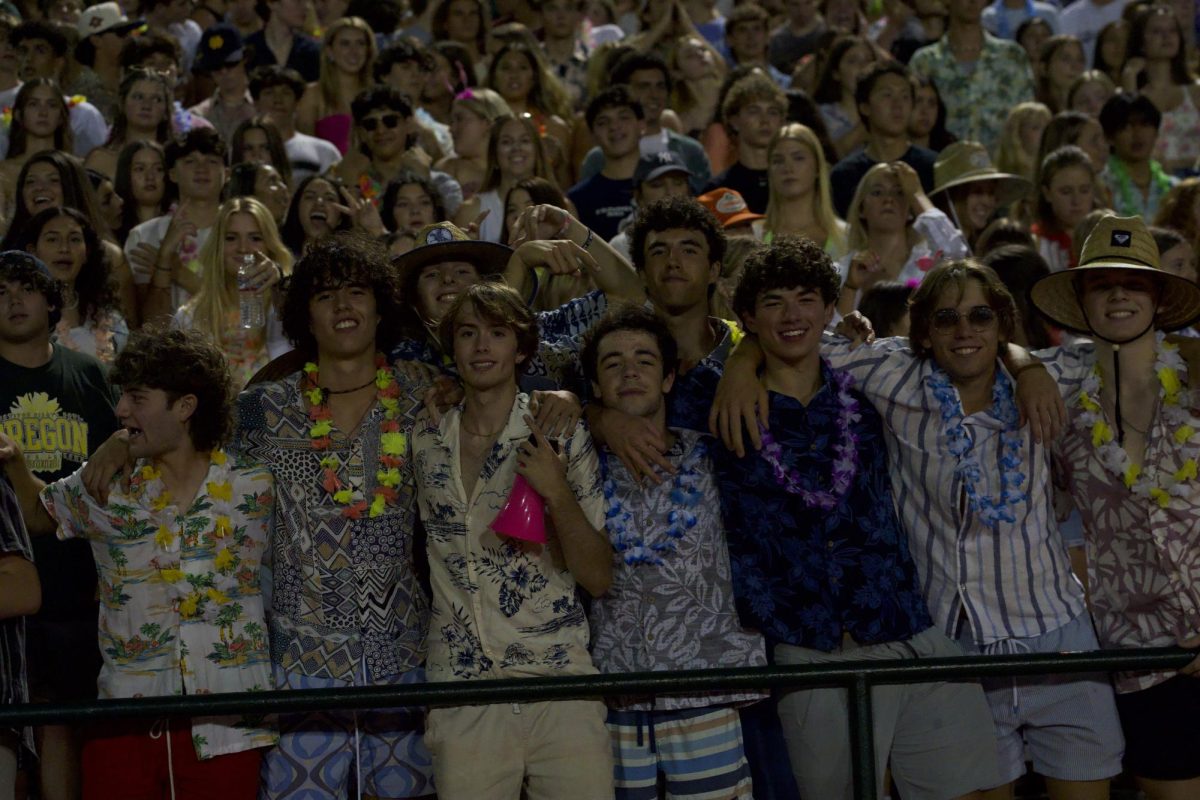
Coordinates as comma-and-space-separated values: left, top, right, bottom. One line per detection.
319, 18, 378, 111
763, 123, 843, 251
186, 197, 293, 344
995, 102, 1051, 182
844, 162, 920, 252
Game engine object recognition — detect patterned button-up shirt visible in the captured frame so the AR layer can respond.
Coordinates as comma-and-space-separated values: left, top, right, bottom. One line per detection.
824, 336, 1086, 645
715, 363, 933, 651
591, 429, 766, 709
909, 33, 1035, 154
233, 368, 430, 684
412, 392, 605, 681
41, 452, 276, 759
667, 319, 741, 433
1042, 341, 1200, 693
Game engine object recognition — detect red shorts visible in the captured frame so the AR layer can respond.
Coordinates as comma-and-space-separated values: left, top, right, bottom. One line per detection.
82, 719, 262, 800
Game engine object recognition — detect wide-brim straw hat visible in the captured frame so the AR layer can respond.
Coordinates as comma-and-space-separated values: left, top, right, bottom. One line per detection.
1030, 215, 1200, 333
930, 141, 1030, 207
393, 221, 513, 282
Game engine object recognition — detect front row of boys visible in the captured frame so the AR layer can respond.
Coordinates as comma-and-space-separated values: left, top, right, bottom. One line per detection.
0, 197, 1196, 799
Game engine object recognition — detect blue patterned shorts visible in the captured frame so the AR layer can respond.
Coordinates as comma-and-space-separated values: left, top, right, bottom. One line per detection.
259, 665, 435, 799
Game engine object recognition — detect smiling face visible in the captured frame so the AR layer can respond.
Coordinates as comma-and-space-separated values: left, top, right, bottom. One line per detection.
329, 27, 370, 74
22, 161, 63, 214
495, 118, 537, 179
591, 104, 642, 159
626, 67, 669, 125
743, 285, 833, 368
29, 214, 86, 286
1043, 164, 1093, 230
953, 182, 998, 234
451, 301, 523, 392
920, 278, 1000, 387
769, 137, 817, 200
416, 261, 480, 322
308, 282, 379, 359
221, 211, 265, 278
359, 107, 408, 160
641, 228, 719, 315
493, 50, 534, 103
1078, 269, 1162, 342
297, 178, 343, 239
592, 329, 673, 419
116, 386, 193, 460
130, 147, 166, 206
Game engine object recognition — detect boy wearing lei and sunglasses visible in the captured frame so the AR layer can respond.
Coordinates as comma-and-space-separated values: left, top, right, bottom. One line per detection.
1028, 215, 1200, 798
713, 237, 999, 799
233, 234, 436, 800
410, 281, 614, 799
715, 257, 1125, 799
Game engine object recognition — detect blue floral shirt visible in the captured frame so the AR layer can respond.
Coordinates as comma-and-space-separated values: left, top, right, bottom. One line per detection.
714, 361, 932, 651
666, 320, 740, 432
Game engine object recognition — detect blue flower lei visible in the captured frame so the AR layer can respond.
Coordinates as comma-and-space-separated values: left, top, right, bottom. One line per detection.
927, 367, 1027, 526
601, 438, 706, 566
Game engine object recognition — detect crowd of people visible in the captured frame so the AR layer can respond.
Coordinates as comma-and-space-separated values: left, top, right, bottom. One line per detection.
0, 0, 1194, 797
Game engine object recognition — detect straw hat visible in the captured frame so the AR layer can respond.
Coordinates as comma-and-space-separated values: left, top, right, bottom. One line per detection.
393, 222, 513, 281
930, 142, 1030, 207
1030, 215, 1200, 334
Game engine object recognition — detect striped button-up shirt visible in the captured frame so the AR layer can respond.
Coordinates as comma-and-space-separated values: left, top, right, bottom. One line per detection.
824, 335, 1086, 645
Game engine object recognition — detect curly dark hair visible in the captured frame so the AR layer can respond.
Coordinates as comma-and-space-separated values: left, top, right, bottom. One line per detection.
585, 85, 644, 130
373, 39, 432, 85
13, 207, 117, 326
281, 232, 407, 355
110, 326, 234, 452
629, 197, 727, 273
119, 30, 181, 71
437, 281, 539, 370
908, 259, 1017, 360
380, 172, 447, 233
248, 65, 307, 101
0, 250, 63, 329
580, 303, 678, 387
611, 50, 673, 94
732, 235, 840, 320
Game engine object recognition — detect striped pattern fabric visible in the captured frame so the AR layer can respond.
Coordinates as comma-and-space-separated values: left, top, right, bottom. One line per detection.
823, 335, 1087, 646
608, 706, 753, 800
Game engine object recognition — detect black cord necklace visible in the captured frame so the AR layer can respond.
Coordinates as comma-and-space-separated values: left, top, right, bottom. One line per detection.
320, 377, 377, 396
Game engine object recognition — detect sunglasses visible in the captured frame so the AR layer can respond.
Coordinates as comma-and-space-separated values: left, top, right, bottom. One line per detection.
931, 305, 998, 333
360, 114, 402, 132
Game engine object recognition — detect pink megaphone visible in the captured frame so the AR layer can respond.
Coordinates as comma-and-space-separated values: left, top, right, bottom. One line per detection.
490, 474, 546, 543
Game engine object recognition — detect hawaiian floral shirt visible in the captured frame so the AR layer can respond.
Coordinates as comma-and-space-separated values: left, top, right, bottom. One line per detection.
412, 392, 605, 681
666, 319, 741, 433
591, 428, 766, 710
909, 33, 1035, 154
41, 451, 276, 759
713, 361, 933, 651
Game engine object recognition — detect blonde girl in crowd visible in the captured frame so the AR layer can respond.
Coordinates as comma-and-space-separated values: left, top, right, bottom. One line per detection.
453, 114, 556, 242
995, 102, 1052, 183
669, 34, 726, 139
436, 88, 512, 200
175, 197, 293, 387
297, 17, 378, 155
483, 41, 573, 184
758, 123, 847, 258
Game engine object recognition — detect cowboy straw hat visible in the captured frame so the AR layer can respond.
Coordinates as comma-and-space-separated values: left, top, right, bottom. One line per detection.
393, 221, 513, 281
930, 141, 1030, 207
1030, 215, 1200, 333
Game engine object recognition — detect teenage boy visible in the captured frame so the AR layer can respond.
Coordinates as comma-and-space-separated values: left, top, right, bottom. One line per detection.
411, 281, 612, 799
703, 71, 785, 214
716, 236, 999, 800
244, 0, 321, 82
71, 1, 143, 118
582, 304, 764, 799
569, 87, 644, 242
1030, 215, 1200, 798
829, 62, 938, 217
0, 251, 116, 800
717, 258, 1126, 799
141, 0, 202, 72
125, 128, 228, 321
725, 4, 791, 88
250, 65, 342, 182
0, 326, 276, 800
1099, 92, 1176, 219
4, 20, 108, 156
910, 0, 1035, 154
374, 41, 453, 159
236, 234, 435, 799
608, 150, 693, 259
189, 24, 258, 144
536, 0, 590, 109
578, 52, 711, 195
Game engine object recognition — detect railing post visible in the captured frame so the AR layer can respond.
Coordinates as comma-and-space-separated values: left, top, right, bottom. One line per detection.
848, 673, 876, 800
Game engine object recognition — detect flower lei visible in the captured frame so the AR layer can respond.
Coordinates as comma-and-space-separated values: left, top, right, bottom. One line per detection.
302, 355, 407, 519
1107, 155, 1173, 216
928, 367, 1028, 526
601, 440, 705, 566
1075, 335, 1200, 509
129, 450, 241, 621
757, 369, 861, 510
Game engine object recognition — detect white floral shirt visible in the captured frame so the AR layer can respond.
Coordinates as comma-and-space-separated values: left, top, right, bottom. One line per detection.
41, 451, 277, 758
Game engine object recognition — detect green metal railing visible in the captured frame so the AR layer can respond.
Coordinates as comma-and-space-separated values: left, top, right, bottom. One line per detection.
2, 647, 1190, 799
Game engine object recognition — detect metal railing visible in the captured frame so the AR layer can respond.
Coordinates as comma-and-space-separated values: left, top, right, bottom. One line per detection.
3, 647, 1191, 799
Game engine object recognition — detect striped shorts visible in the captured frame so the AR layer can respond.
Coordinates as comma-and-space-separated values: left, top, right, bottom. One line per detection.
607, 706, 753, 800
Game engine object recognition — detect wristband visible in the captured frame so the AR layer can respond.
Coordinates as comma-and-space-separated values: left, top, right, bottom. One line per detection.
581, 228, 594, 251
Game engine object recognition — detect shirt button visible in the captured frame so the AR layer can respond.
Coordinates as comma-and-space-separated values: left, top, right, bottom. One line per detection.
958, 584, 967, 592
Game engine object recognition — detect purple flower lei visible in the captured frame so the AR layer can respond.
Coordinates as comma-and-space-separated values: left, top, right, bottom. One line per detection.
758, 370, 861, 509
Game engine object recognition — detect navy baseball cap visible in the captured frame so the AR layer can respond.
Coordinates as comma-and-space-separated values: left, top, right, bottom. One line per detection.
633, 151, 692, 188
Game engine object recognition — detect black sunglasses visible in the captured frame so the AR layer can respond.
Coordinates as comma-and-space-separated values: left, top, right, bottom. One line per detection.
360, 114, 402, 132
931, 305, 998, 333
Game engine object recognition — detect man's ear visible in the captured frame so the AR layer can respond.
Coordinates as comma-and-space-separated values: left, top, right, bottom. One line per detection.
171, 393, 198, 424
661, 369, 675, 395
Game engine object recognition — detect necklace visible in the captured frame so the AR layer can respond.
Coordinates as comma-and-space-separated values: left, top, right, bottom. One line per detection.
302, 354, 407, 519
602, 437, 705, 566
927, 367, 1028, 527
757, 368, 861, 510
1107, 155, 1172, 215
1076, 334, 1200, 508
321, 376, 377, 395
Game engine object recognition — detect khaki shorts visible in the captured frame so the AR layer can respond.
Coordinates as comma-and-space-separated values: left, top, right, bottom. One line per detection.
775, 627, 1000, 800
426, 699, 613, 800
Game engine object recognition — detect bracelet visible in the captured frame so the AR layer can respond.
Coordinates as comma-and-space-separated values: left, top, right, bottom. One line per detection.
580, 228, 594, 252
1014, 362, 1047, 377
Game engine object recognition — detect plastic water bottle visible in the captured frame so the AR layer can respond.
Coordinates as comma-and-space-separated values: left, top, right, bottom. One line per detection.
237, 254, 266, 330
